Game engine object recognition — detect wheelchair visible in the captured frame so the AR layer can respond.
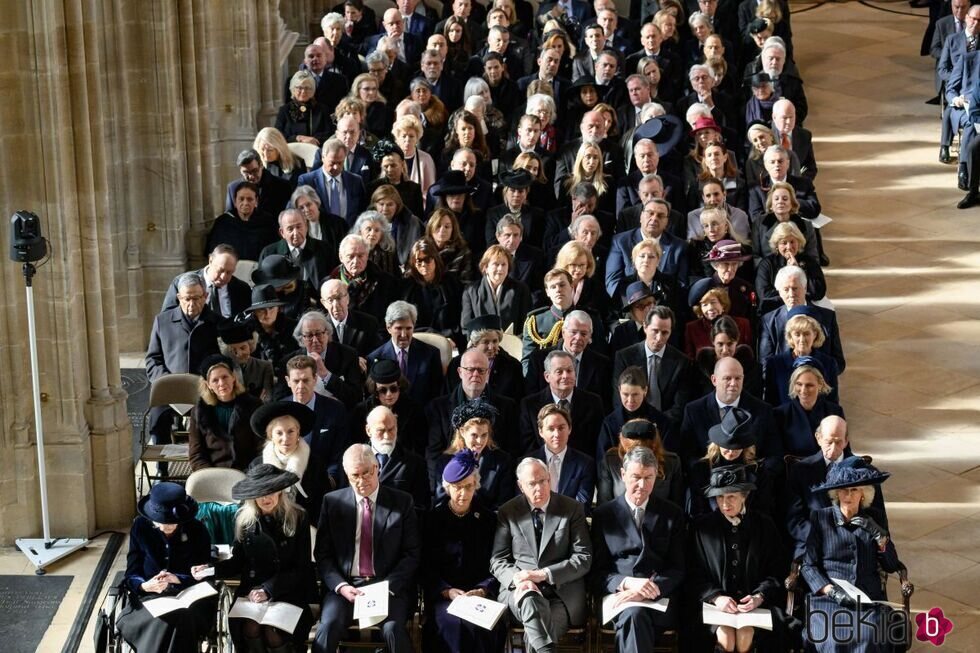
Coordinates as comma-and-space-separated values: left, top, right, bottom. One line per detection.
95, 570, 235, 652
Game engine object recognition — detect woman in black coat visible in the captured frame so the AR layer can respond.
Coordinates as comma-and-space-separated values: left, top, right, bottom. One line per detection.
187, 355, 264, 472
116, 484, 215, 653
203, 465, 316, 652
207, 182, 278, 262
403, 238, 465, 349
460, 245, 532, 337
274, 71, 331, 146
243, 285, 300, 389
688, 464, 786, 653
755, 221, 825, 315
801, 459, 905, 653
596, 418, 684, 508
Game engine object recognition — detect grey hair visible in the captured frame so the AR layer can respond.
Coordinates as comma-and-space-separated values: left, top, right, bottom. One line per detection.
570, 214, 601, 237
366, 404, 396, 426
321, 12, 345, 30
564, 310, 593, 330
236, 149, 261, 167
351, 210, 396, 253
641, 102, 666, 120
515, 456, 549, 480
366, 51, 388, 67
828, 485, 875, 509
385, 300, 418, 326
764, 144, 790, 161
339, 233, 369, 253
293, 310, 333, 345
571, 182, 598, 200
322, 137, 348, 157
495, 213, 524, 236
622, 445, 659, 473
640, 172, 664, 188
278, 208, 304, 227
290, 184, 321, 209
290, 70, 316, 91
526, 94, 556, 123
176, 272, 205, 292
442, 468, 482, 493
463, 77, 491, 102
774, 264, 808, 290
543, 349, 574, 373
688, 64, 711, 81
343, 443, 378, 471
762, 37, 787, 55
688, 11, 712, 29
468, 328, 503, 347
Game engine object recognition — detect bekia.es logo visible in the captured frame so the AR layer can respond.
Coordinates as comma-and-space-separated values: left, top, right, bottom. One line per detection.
915, 607, 953, 646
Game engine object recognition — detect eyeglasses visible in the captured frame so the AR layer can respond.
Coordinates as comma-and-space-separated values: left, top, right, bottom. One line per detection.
376, 384, 400, 394
301, 331, 327, 341
416, 257, 434, 265
460, 366, 489, 375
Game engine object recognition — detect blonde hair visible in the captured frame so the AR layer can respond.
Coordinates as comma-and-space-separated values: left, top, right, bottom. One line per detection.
828, 485, 875, 508
234, 491, 304, 541
253, 127, 299, 172
350, 72, 387, 103
393, 114, 424, 139
702, 442, 757, 466
787, 364, 832, 399
631, 237, 663, 262
555, 241, 596, 278
784, 314, 826, 348
567, 143, 607, 194
198, 362, 246, 406
768, 221, 807, 251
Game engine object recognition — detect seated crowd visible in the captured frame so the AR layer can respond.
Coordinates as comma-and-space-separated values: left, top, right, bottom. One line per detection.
127, 2, 910, 652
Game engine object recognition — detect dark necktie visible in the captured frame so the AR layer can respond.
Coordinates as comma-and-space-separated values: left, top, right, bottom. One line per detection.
531, 508, 544, 546
358, 497, 375, 576
208, 285, 220, 315
376, 452, 389, 470
557, 398, 570, 412
969, 35, 977, 52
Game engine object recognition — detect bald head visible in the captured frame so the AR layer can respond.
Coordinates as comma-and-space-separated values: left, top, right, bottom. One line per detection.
815, 415, 848, 461
711, 356, 744, 404
366, 405, 398, 453
772, 99, 796, 135
458, 349, 490, 398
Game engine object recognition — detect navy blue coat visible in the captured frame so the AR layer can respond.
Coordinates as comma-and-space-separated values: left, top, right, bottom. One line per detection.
518, 387, 605, 457
605, 228, 689, 298
369, 339, 446, 407
530, 446, 596, 513
759, 303, 846, 376
124, 516, 211, 594
295, 169, 368, 226
675, 391, 783, 472
378, 444, 431, 513
305, 393, 350, 492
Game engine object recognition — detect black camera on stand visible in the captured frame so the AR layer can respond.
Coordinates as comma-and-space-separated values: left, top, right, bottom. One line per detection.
10, 211, 48, 264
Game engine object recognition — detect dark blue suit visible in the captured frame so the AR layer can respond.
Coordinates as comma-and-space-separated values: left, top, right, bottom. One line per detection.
604, 229, 688, 298
676, 392, 782, 471
311, 144, 376, 183
433, 448, 516, 510
313, 486, 420, 653
531, 446, 595, 513
295, 168, 368, 226
304, 393, 350, 493
758, 304, 846, 376
368, 339, 446, 406
590, 496, 685, 650
378, 444, 431, 512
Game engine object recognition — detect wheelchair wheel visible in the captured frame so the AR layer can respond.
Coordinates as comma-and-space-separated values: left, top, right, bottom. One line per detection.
210, 582, 235, 652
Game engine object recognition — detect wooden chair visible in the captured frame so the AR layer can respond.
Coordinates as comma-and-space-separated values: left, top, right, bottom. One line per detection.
137, 373, 201, 494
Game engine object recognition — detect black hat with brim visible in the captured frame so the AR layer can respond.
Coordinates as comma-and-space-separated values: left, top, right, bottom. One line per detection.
704, 464, 757, 497
633, 114, 686, 157
218, 322, 254, 344
370, 358, 402, 384
433, 170, 476, 196
623, 281, 654, 310
199, 353, 236, 379
687, 276, 722, 308
465, 314, 503, 333
250, 401, 315, 438
621, 419, 657, 440
245, 284, 288, 312
812, 457, 891, 493
231, 464, 300, 500
707, 406, 756, 450
499, 169, 533, 190
251, 255, 301, 288
137, 482, 199, 524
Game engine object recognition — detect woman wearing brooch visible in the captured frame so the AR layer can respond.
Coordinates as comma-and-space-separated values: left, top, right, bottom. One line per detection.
432, 398, 516, 511
688, 464, 786, 653
422, 449, 505, 653
802, 458, 908, 653
274, 71, 331, 146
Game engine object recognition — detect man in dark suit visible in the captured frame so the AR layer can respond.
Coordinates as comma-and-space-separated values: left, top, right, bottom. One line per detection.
225, 149, 294, 218
520, 350, 604, 456
319, 279, 382, 357
484, 169, 545, 248
259, 209, 337, 290
747, 146, 822, 220
297, 139, 368, 227
605, 199, 689, 299
526, 311, 612, 410
517, 47, 572, 104
673, 65, 738, 134
426, 348, 519, 476
490, 457, 592, 653
286, 354, 350, 493
160, 244, 251, 320
397, 0, 437, 40
590, 446, 685, 652
614, 140, 684, 218
365, 8, 424, 66
146, 272, 222, 446
676, 359, 781, 469
595, 3, 638, 56
365, 405, 431, 511
469, 27, 531, 88
498, 114, 555, 177
530, 403, 596, 512
625, 22, 681, 97
771, 99, 817, 180
573, 23, 615, 81
287, 310, 365, 408
496, 215, 546, 295
785, 415, 887, 561
617, 74, 653, 137
368, 300, 446, 406
420, 48, 464, 112
537, 0, 594, 26
312, 115, 376, 183
611, 305, 693, 434
758, 269, 845, 374
313, 444, 421, 653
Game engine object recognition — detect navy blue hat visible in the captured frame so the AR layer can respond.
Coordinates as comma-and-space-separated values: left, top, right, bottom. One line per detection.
442, 449, 479, 483
450, 398, 499, 431
792, 354, 826, 378
138, 482, 199, 524
704, 464, 757, 498
633, 114, 686, 156
707, 407, 756, 449
623, 281, 654, 310
813, 457, 890, 493
199, 354, 236, 379
688, 276, 723, 308
621, 419, 657, 440
465, 314, 503, 333
371, 138, 405, 163
787, 304, 817, 319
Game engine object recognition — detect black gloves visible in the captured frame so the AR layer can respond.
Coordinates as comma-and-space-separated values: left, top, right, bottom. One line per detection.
849, 515, 889, 548
826, 584, 856, 609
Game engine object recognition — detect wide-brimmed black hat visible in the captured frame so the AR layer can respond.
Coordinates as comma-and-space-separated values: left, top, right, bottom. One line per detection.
498, 169, 533, 190
465, 314, 503, 333
251, 255, 301, 288
632, 114, 686, 156
370, 359, 402, 384
747, 72, 773, 88
245, 284, 288, 313
707, 407, 756, 449
450, 397, 499, 430
621, 419, 657, 440
232, 464, 299, 500
569, 74, 598, 91
432, 170, 475, 196
704, 464, 757, 497
250, 401, 315, 438
218, 322, 253, 345
623, 281, 654, 311
199, 353, 236, 379
137, 482, 199, 524
812, 457, 891, 493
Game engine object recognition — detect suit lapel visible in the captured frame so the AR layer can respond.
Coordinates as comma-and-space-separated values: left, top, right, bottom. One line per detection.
539, 500, 560, 557
517, 504, 538, 557
373, 490, 391, 542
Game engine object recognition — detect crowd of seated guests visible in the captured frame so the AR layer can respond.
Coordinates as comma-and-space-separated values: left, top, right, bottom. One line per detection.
133, 1, 914, 652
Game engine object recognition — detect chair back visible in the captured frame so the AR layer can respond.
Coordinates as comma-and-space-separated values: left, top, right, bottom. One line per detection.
499, 333, 523, 361
287, 142, 319, 169
147, 373, 201, 409
186, 468, 246, 504
413, 333, 453, 373
233, 259, 258, 287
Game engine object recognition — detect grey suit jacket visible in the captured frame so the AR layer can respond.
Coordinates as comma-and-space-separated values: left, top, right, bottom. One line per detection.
490, 492, 592, 624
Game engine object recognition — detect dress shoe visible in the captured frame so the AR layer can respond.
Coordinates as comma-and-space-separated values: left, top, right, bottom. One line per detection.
958, 192, 980, 209
940, 146, 952, 164
926, 95, 942, 105
959, 168, 969, 191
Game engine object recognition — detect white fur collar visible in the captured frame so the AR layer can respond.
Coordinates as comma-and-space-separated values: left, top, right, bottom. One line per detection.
262, 439, 310, 497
